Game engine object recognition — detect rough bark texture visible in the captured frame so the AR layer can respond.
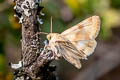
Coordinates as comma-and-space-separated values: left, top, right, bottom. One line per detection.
13, 0, 56, 80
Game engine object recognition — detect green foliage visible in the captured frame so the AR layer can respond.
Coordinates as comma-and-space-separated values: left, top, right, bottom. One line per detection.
111, 0, 120, 9
0, 54, 6, 74
0, 0, 4, 3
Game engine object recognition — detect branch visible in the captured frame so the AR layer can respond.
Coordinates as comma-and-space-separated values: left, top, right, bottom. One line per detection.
11, 0, 57, 79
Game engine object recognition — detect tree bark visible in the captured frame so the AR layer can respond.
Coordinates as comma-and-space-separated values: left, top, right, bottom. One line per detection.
13, 0, 56, 80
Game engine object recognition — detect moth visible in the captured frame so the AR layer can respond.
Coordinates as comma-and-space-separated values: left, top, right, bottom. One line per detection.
44, 16, 100, 69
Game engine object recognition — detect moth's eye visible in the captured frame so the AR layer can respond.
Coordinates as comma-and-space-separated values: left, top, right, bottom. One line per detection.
49, 35, 52, 40
47, 35, 51, 40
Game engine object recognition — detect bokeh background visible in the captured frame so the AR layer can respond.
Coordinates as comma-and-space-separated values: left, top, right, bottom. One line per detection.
0, 0, 120, 80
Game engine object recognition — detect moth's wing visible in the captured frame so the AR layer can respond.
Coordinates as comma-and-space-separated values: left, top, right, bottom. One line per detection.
55, 41, 86, 69
61, 16, 100, 41
72, 39, 97, 57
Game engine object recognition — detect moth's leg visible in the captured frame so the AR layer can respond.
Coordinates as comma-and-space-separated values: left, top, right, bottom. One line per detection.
31, 32, 48, 38
31, 32, 41, 38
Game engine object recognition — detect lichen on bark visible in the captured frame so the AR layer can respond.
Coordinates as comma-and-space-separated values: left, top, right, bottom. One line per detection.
11, 0, 57, 80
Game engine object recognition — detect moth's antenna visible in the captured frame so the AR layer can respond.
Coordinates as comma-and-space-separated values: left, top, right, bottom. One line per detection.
50, 16, 53, 33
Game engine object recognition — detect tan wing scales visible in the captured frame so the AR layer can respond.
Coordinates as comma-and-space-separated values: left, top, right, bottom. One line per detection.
61, 16, 100, 41
61, 16, 100, 57
57, 41, 82, 69
72, 40, 97, 57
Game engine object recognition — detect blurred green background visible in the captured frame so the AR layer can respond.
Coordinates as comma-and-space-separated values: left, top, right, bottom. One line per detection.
0, 0, 120, 80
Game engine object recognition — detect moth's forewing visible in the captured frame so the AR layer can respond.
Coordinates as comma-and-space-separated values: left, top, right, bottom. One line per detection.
61, 16, 100, 57
61, 16, 100, 41
72, 40, 97, 57
56, 41, 82, 69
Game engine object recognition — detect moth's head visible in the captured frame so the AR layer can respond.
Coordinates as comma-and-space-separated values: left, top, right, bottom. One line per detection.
47, 33, 54, 40
47, 33, 59, 40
